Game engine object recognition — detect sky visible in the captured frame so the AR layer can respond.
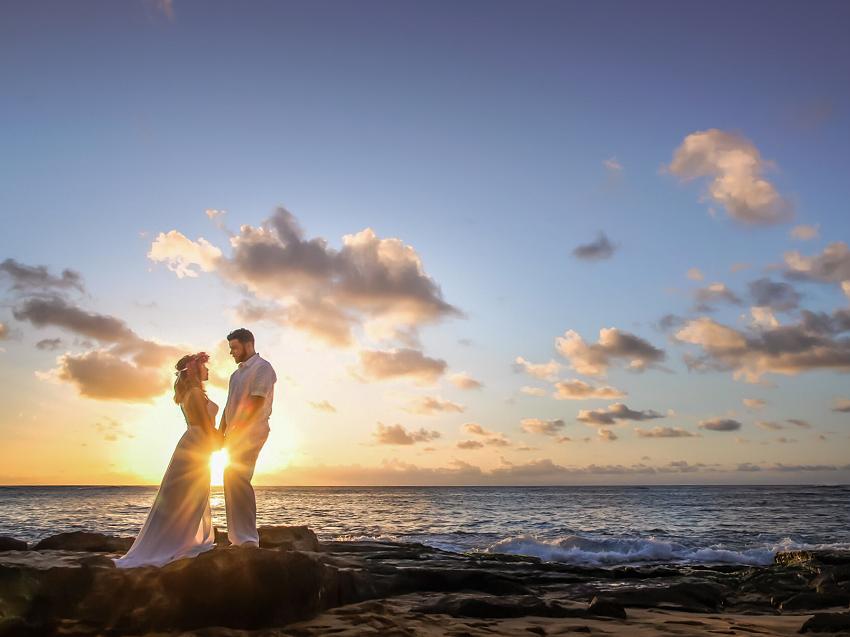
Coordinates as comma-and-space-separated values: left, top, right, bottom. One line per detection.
1, 0, 849, 486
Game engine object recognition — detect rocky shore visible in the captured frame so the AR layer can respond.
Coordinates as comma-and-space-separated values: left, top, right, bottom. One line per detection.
1, 527, 849, 636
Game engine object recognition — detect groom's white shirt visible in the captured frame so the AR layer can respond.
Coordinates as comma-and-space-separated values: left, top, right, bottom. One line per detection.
224, 352, 276, 433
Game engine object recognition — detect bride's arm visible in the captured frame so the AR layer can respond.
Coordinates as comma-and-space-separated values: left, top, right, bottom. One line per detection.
183, 387, 215, 434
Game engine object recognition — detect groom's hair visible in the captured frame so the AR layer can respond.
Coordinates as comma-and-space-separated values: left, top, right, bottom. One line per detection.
227, 328, 255, 343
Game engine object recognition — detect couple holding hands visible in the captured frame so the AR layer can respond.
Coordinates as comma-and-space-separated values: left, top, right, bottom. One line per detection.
115, 328, 276, 568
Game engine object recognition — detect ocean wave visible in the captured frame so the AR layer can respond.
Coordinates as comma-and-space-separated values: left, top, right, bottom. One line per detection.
481, 534, 850, 566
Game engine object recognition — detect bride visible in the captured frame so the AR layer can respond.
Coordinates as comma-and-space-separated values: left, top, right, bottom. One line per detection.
115, 352, 223, 568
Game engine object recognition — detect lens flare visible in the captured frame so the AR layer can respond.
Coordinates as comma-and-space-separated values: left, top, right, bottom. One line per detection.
209, 449, 229, 487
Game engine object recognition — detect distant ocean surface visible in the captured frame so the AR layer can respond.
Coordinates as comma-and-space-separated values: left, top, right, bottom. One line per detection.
2, 485, 849, 567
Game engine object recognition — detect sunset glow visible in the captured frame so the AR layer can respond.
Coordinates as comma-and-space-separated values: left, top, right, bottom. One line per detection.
209, 450, 229, 488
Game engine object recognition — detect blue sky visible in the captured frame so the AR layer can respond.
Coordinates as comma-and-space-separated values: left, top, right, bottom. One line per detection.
1, 1, 849, 485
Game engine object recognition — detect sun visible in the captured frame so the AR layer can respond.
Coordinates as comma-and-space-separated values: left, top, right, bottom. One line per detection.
209, 449, 230, 487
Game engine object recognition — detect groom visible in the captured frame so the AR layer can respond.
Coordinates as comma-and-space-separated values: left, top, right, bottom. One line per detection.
219, 328, 277, 547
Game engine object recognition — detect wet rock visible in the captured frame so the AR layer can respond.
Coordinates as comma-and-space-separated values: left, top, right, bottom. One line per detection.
33, 531, 134, 553
587, 595, 627, 619
776, 550, 850, 567
800, 611, 850, 633
778, 591, 850, 611
601, 580, 727, 612
414, 593, 585, 619
0, 537, 27, 552
258, 525, 320, 551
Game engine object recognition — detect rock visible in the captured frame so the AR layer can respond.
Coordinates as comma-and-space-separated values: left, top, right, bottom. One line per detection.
0, 537, 27, 551
601, 580, 727, 612
33, 531, 134, 553
776, 550, 850, 567
800, 611, 850, 633
587, 595, 627, 619
414, 593, 586, 619
778, 591, 850, 611
2, 546, 364, 634
258, 525, 320, 551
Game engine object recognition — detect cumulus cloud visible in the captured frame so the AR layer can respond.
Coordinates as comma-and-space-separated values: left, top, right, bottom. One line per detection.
693, 282, 742, 312
147, 230, 222, 278
405, 396, 465, 415
784, 242, 850, 291
150, 207, 460, 346
675, 313, 850, 382
464, 423, 492, 436
790, 224, 819, 241
635, 426, 699, 438
572, 232, 616, 261
373, 423, 441, 445
457, 439, 484, 449
597, 428, 618, 442
749, 306, 780, 329
514, 356, 561, 381
555, 328, 665, 376
309, 400, 337, 413
520, 418, 566, 436
552, 379, 626, 400
448, 372, 482, 390
0, 258, 85, 293
356, 348, 447, 385
748, 278, 801, 311
462, 423, 510, 447
698, 418, 742, 432
577, 402, 665, 426
667, 129, 793, 225
11, 292, 182, 402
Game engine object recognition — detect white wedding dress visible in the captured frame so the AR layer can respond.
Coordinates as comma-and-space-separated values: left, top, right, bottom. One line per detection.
114, 396, 218, 568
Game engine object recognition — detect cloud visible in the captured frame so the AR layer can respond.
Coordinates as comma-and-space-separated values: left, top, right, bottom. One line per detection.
635, 426, 698, 438
49, 350, 171, 403
597, 428, 618, 442
520, 418, 566, 436
520, 386, 547, 397
572, 232, 616, 261
577, 402, 665, 426
667, 129, 793, 225
675, 313, 850, 382
687, 268, 704, 281
832, 398, 850, 413
457, 440, 484, 450
693, 282, 742, 312
462, 423, 510, 447
448, 372, 482, 390
150, 207, 461, 346
790, 224, 819, 241
556, 328, 665, 377
756, 420, 784, 431
698, 418, 742, 432
356, 348, 447, 385
749, 306, 779, 329
552, 379, 625, 400
748, 278, 801, 311
514, 356, 561, 381
787, 418, 812, 429
743, 398, 766, 410
603, 157, 623, 173
784, 242, 850, 287
13, 296, 137, 344
35, 338, 63, 351
373, 423, 441, 445
0, 258, 85, 293
309, 400, 336, 413
463, 423, 492, 436
0, 322, 7, 340
148, 230, 222, 278
405, 396, 465, 415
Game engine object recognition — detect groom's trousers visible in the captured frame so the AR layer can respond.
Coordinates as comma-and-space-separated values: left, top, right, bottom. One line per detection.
223, 426, 269, 546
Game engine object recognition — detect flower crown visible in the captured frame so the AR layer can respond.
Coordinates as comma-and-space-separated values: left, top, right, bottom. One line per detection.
175, 351, 210, 376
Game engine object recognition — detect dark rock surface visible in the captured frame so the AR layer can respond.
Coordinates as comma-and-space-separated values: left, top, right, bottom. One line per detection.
1, 530, 849, 636
32, 531, 133, 553
800, 611, 850, 633
0, 537, 26, 552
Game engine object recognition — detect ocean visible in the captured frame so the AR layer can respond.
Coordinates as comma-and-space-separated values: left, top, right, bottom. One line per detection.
1, 485, 848, 567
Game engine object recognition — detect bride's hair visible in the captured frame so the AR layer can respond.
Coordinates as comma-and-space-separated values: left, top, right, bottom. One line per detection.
173, 351, 210, 404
